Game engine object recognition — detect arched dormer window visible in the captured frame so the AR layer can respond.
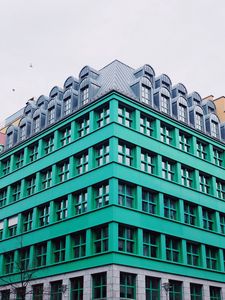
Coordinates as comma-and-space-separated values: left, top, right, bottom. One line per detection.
130, 76, 153, 105
47, 99, 61, 125
187, 92, 202, 107
63, 76, 79, 90
172, 83, 187, 98
172, 96, 188, 123
79, 66, 99, 80
6, 125, 18, 149
32, 108, 46, 134
18, 117, 31, 141
79, 77, 100, 107
24, 100, 36, 117
189, 106, 204, 131
202, 100, 216, 115
49, 86, 63, 101
36, 95, 49, 109
62, 89, 78, 116
154, 87, 171, 114
205, 114, 220, 139
154, 74, 172, 91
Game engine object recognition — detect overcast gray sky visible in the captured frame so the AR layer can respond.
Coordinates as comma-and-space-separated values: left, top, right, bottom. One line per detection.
1, 0, 225, 123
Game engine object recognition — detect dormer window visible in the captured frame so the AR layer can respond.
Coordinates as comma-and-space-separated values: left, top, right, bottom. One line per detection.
7, 132, 13, 148
20, 125, 26, 141
81, 86, 89, 105
211, 121, 219, 138
178, 104, 187, 123
64, 97, 72, 115
141, 85, 151, 104
195, 113, 203, 131
161, 95, 170, 114
33, 116, 40, 133
48, 108, 55, 125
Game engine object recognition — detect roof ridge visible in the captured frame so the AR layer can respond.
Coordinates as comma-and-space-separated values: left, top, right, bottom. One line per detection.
99, 59, 134, 72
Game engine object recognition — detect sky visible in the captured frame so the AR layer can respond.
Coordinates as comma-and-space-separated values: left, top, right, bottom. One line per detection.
1, 0, 225, 124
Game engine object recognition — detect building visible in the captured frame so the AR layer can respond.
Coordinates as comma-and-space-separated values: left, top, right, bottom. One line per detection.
0, 60, 225, 299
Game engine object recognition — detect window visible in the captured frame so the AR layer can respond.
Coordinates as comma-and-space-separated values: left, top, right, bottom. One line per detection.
58, 160, 69, 182
220, 214, 225, 234
44, 135, 54, 154
162, 159, 175, 181
0, 222, 3, 240
1, 290, 10, 300
4, 252, 14, 274
95, 143, 109, 166
169, 280, 182, 300
92, 272, 107, 300
213, 148, 223, 167
94, 182, 109, 208
2, 158, 10, 175
140, 114, 153, 136
35, 243, 47, 267
72, 231, 86, 258
199, 174, 210, 194
76, 152, 88, 174
179, 132, 190, 152
202, 208, 214, 231
81, 86, 89, 105
60, 127, 71, 146
118, 142, 133, 166
77, 116, 90, 137
48, 108, 55, 124
141, 85, 151, 104
70, 277, 83, 300
206, 246, 218, 270
64, 97, 72, 115
53, 238, 66, 263
0, 188, 7, 207
166, 236, 180, 262
15, 151, 24, 169
216, 180, 225, 200
196, 141, 207, 159
143, 230, 159, 258
210, 286, 221, 300
161, 95, 170, 114
41, 169, 52, 189
93, 225, 108, 253
118, 183, 134, 208
7, 132, 13, 148
23, 210, 33, 232
50, 281, 62, 300
120, 272, 136, 300
195, 113, 203, 131
178, 104, 187, 122
12, 182, 21, 202
142, 189, 157, 214
190, 283, 202, 300
39, 204, 50, 227
187, 242, 200, 266
160, 124, 173, 144
29, 143, 39, 162
74, 190, 87, 215
55, 198, 68, 221
181, 166, 193, 187
26, 176, 36, 196
184, 202, 196, 226
164, 197, 177, 220
33, 284, 43, 300
118, 105, 133, 127
211, 121, 219, 138
118, 225, 136, 253
33, 116, 40, 133
16, 287, 26, 300
96, 106, 110, 127
8, 221, 17, 237
20, 248, 30, 270
146, 276, 160, 300
141, 150, 155, 174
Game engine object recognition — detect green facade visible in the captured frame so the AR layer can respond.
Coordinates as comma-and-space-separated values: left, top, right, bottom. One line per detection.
1, 91, 225, 298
